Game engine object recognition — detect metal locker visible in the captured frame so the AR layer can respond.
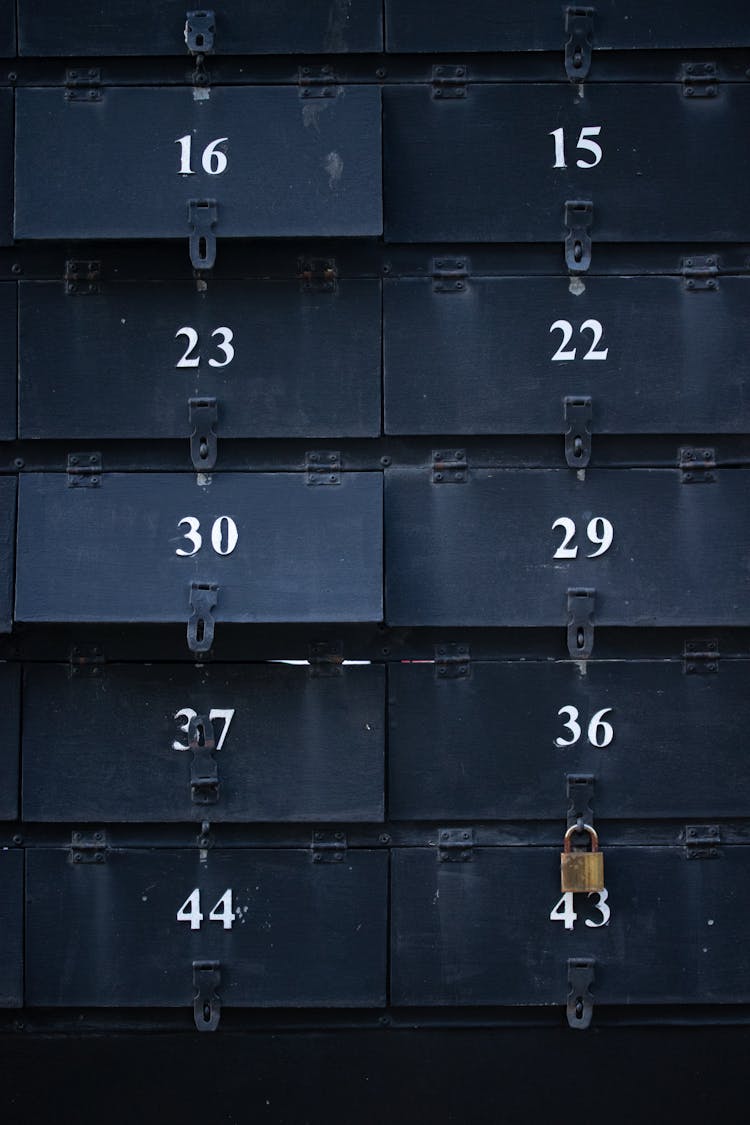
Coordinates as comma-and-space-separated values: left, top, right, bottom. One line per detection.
0, 850, 22, 1007
0, 664, 21, 822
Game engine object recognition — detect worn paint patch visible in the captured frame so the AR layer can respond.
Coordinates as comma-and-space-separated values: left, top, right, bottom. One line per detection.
324, 0, 352, 52
325, 150, 344, 189
569, 276, 586, 295
302, 98, 332, 132
196, 473, 212, 488
193, 87, 210, 102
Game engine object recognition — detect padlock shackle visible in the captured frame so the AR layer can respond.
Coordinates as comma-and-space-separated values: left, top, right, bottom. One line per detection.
563, 823, 599, 853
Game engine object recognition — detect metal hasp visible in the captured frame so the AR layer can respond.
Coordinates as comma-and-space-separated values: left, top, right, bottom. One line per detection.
566, 588, 595, 659
682, 62, 718, 98
682, 255, 719, 291
187, 714, 219, 805
69, 830, 107, 865
564, 201, 593, 272
434, 643, 471, 680
64, 259, 100, 295
679, 446, 716, 483
311, 830, 347, 863
67, 451, 101, 488
685, 825, 721, 860
184, 10, 215, 54
189, 397, 218, 470
567, 958, 595, 1030
566, 774, 595, 830
187, 582, 218, 654
683, 638, 720, 675
432, 449, 467, 483
437, 827, 474, 863
564, 396, 592, 468
432, 257, 469, 293
188, 200, 218, 270
431, 64, 468, 99
193, 961, 221, 1032
564, 8, 594, 81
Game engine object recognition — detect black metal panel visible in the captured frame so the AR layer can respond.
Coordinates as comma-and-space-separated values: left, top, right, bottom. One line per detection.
0, 283, 16, 439
0, 664, 20, 822
389, 660, 747, 820
19, 280, 381, 439
15, 87, 382, 240
0, 850, 22, 1007
383, 84, 750, 242
26, 848, 387, 1007
384, 276, 750, 435
385, 467, 750, 627
0, 91, 12, 247
392, 845, 750, 1006
385, 1, 750, 52
19, 0, 383, 55
23, 663, 385, 822
0, 2, 13, 57
0, 476, 15, 635
16, 472, 382, 624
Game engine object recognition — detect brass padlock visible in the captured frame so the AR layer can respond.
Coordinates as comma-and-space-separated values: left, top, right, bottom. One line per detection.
560, 824, 604, 894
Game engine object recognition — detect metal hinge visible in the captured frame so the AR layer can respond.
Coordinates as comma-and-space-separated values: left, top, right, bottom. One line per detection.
682, 255, 719, 291
564, 8, 594, 81
564, 396, 592, 468
437, 827, 474, 863
299, 65, 337, 99
189, 397, 218, 470
679, 446, 716, 483
685, 824, 720, 859
311, 830, 347, 863
67, 452, 102, 488
70, 830, 107, 865
65, 259, 100, 295
682, 62, 718, 98
306, 450, 341, 485
65, 67, 101, 102
188, 582, 218, 654
193, 961, 221, 1032
567, 588, 595, 660
298, 257, 337, 293
567, 958, 595, 1030
432, 65, 468, 99
435, 643, 471, 680
69, 644, 105, 677
565, 201, 593, 273
432, 257, 469, 293
185, 10, 215, 53
187, 714, 219, 805
683, 638, 720, 675
567, 774, 595, 831
309, 640, 344, 677
188, 200, 218, 271
432, 449, 467, 483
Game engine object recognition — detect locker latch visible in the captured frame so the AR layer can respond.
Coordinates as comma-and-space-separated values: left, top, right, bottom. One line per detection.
184, 10, 215, 54
566, 774, 595, 832
188, 200, 218, 271
564, 396, 592, 468
193, 961, 221, 1032
437, 827, 474, 863
564, 200, 593, 273
564, 8, 594, 81
189, 397, 218, 470
566, 588, 595, 660
188, 582, 218, 654
567, 958, 595, 1030
188, 714, 219, 805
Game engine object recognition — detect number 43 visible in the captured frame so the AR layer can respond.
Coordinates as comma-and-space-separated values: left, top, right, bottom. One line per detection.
550, 889, 610, 931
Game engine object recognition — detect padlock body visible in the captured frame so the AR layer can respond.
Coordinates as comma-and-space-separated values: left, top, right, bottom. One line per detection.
560, 850, 604, 893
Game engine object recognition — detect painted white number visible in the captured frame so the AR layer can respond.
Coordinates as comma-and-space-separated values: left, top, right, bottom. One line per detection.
176, 888, 204, 930
175, 516, 239, 556
552, 517, 614, 559
172, 708, 236, 752
550, 125, 603, 169
177, 889, 235, 930
175, 326, 234, 368
555, 706, 614, 748
550, 889, 610, 931
175, 135, 229, 176
550, 319, 608, 362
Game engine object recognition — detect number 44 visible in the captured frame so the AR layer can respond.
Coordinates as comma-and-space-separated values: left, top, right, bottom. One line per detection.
177, 888, 235, 930
550, 889, 610, 931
